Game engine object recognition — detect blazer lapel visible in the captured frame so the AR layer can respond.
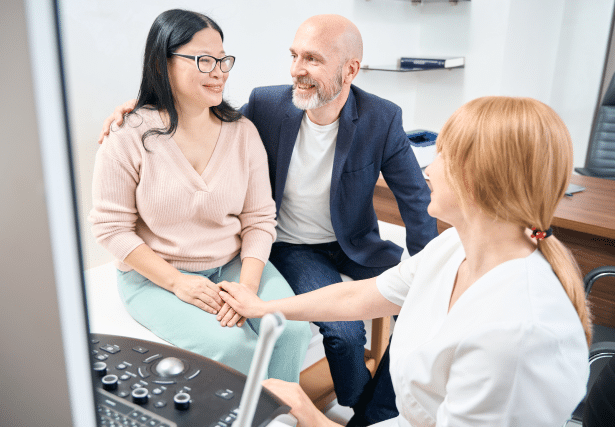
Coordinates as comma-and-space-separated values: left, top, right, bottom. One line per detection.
275, 105, 304, 214
330, 89, 358, 206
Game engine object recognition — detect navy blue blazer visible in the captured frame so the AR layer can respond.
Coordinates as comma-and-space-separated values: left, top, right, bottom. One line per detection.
240, 84, 437, 268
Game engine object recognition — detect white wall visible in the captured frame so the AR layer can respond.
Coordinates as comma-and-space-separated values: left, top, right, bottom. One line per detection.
58, 0, 614, 269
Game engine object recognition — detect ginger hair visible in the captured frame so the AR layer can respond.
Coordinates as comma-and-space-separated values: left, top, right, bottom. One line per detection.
436, 96, 592, 346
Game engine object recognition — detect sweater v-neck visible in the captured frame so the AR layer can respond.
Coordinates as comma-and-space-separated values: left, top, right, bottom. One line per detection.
154, 111, 227, 193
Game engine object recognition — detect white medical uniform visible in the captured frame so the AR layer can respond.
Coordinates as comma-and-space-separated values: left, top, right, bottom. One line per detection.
375, 228, 589, 427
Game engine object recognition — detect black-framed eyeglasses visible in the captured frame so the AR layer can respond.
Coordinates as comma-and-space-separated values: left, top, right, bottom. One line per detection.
171, 53, 235, 73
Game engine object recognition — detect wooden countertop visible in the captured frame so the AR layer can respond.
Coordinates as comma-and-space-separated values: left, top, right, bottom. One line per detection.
375, 174, 615, 239
552, 175, 615, 239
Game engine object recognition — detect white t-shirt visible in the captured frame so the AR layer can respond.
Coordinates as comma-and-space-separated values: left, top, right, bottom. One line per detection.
375, 228, 588, 427
275, 113, 338, 244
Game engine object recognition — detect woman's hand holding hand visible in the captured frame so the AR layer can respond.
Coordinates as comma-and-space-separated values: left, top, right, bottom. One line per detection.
171, 273, 224, 315
218, 281, 267, 319
216, 280, 251, 328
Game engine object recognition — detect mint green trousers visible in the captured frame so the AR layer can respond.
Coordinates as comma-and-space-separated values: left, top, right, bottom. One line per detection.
116, 257, 311, 383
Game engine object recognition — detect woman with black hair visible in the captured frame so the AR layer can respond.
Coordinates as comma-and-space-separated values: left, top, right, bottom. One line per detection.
89, 9, 311, 382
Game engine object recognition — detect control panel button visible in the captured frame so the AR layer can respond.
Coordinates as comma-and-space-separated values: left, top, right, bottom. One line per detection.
131, 387, 149, 404
138, 366, 151, 378
144, 354, 162, 364
93, 361, 107, 377
153, 379, 176, 385
138, 414, 152, 424
215, 389, 234, 400
101, 374, 118, 391
132, 346, 149, 354
220, 414, 235, 424
100, 344, 121, 354
185, 369, 201, 380
173, 392, 190, 410
128, 410, 143, 419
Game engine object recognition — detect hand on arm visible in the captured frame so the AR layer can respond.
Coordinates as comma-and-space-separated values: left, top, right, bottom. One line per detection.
97, 99, 138, 144
262, 379, 341, 427
124, 244, 224, 315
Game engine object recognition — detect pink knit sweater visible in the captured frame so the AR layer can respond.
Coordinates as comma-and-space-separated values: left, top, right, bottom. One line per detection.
89, 108, 276, 272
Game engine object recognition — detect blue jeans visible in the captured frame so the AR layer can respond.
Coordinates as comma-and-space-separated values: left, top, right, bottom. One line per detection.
347, 336, 398, 426
269, 241, 398, 419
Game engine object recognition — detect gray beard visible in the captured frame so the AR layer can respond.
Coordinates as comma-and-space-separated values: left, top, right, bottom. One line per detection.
291, 71, 343, 110
292, 85, 342, 110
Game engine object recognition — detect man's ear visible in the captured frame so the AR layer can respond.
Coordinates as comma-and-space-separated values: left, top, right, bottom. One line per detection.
344, 58, 361, 84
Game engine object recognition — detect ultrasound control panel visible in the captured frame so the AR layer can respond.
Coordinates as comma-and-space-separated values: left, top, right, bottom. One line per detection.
90, 334, 289, 427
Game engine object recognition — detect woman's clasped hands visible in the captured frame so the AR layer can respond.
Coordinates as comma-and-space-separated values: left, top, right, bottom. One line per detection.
170, 273, 251, 328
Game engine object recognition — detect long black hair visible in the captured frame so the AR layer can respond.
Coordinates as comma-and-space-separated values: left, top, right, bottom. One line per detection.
132, 9, 241, 146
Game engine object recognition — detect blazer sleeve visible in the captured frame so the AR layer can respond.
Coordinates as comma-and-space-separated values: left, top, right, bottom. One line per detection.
239, 89, 256, 120
380, 108, 438, 256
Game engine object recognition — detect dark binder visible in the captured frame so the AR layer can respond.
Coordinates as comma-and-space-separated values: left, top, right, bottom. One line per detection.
399, 57, 464, 70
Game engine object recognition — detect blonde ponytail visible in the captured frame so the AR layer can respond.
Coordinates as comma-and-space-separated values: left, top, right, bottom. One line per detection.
538, 237, 593, 346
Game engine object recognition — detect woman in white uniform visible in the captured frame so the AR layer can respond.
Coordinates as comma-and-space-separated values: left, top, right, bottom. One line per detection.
219, 96, 592, 427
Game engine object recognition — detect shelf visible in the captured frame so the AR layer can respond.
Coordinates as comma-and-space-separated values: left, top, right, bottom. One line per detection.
410, 0, 470, 3
361, 57, 464, 72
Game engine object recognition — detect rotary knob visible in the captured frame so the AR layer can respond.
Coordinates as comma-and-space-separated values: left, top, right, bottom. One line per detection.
93, 362, 107, 377
132, 387, 149, 404
174, 392, 191, 410
101, 374, 118, 391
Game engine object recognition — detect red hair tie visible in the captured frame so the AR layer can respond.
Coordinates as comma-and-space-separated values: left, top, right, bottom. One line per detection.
531, 227, 553, 240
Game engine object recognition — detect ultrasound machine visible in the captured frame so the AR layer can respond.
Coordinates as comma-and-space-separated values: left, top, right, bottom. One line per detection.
90, 313, 296, 427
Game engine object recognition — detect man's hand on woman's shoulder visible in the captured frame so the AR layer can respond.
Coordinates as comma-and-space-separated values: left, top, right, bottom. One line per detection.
97, 99, 138, 144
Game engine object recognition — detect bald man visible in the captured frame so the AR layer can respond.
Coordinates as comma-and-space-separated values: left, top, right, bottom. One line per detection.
244, 15, 436, 424
99, 14, 436, 424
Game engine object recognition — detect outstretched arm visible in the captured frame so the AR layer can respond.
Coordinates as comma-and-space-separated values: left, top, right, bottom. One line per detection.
97, 99, 138, 144
219, 276, 401, 323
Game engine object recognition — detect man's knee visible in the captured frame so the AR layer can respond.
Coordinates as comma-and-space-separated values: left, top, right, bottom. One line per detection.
319, 321, 367, 350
